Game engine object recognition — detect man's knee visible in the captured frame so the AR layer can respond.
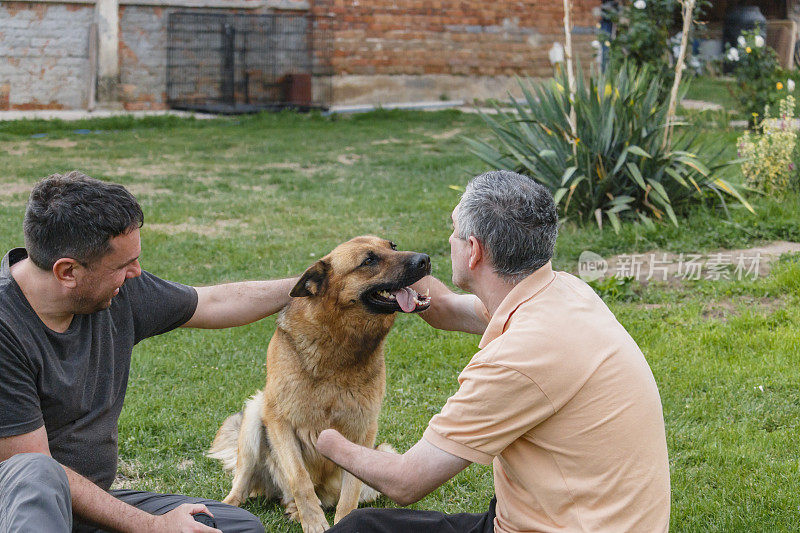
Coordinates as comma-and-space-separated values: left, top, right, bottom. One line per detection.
237, 509, 266, 533
0, 453, 72, 532
2, 452, 69, 491
212, 503, 266, 533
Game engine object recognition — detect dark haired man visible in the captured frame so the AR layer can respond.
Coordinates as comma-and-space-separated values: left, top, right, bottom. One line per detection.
0, 171, 296, 532
318, 170, 670, 532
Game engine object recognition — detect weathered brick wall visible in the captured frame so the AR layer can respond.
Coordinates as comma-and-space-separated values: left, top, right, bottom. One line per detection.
0, 2, 94, 110
313, 0, 599, 79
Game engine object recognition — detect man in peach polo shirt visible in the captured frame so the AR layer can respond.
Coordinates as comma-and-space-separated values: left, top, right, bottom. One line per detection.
317, 170, 670, 532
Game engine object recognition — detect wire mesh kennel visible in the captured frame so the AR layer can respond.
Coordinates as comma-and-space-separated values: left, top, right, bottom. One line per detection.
166, 12, 333, 113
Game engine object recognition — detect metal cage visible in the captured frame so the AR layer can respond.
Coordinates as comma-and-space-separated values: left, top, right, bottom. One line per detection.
166, 12, 332, 113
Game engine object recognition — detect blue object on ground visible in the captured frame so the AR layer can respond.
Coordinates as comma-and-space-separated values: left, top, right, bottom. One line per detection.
31, 133, 48, 138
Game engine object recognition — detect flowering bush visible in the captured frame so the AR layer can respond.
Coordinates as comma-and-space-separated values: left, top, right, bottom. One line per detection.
602, 0, 708, 76
726, 30, 792, 123
738, 96, 798, 196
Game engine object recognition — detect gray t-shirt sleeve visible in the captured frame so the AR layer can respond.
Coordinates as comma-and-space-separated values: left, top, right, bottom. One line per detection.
0, 325, 45, 438
123, 270, 199, 344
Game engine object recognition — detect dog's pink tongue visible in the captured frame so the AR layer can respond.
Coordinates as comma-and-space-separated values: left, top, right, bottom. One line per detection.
394, 287, 416, 313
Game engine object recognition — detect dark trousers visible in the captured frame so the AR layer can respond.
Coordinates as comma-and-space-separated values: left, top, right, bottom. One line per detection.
329, 497, 497, 533
73, 489, 266, 533
0, 452, 264, 533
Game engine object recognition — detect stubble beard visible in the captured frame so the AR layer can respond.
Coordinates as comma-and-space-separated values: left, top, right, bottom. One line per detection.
71, 290, 113, 315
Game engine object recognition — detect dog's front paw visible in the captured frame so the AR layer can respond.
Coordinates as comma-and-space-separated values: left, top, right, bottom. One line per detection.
282, 500, 300, 522
222, 494, 242, 507
300, 510, 330, 533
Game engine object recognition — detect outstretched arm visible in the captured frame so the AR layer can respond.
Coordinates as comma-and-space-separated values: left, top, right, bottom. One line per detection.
182, 277, 299, 329
411, 276, 489, 335
316, 429, 470, 507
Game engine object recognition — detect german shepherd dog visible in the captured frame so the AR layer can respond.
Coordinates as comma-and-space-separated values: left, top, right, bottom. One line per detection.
207, 236, 431, 532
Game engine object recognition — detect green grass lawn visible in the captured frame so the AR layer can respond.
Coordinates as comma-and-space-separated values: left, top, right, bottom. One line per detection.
1, 111, 799, 531
683, 76, 740, 110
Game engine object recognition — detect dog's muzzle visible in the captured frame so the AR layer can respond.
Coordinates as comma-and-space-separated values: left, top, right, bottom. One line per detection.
363, 253, 432, 314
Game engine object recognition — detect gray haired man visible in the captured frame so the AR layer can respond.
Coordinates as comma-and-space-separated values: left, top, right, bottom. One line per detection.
317, 170, 670, 532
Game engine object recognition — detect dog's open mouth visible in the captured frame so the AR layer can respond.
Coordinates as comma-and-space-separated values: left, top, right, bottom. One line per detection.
364, 286, 431, 314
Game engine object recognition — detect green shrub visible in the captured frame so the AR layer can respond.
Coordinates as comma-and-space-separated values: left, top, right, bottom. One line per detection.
738, 96, 798, 196
464, 63, 752, 232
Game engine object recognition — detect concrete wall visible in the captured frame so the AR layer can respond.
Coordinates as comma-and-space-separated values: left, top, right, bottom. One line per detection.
0, 2, 94, 110
118, 6, 169, 109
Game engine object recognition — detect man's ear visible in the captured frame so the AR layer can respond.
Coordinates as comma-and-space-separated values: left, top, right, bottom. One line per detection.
52, 258, 80, 289
467, 236, 484, 270
290, 260, 330, 297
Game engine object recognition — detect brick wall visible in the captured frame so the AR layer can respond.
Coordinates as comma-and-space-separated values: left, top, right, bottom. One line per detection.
314, 0, 599, 79
0, 2, 94, 110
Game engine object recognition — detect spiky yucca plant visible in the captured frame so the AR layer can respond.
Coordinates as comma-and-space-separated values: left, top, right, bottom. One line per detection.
464, 63, 753, 231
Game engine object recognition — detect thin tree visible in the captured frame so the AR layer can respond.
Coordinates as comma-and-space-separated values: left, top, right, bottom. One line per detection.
664, 0, 696, 149
562, 0, 578, 154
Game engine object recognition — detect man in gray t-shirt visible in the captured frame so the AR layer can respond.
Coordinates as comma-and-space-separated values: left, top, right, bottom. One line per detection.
0, 172, 296, 533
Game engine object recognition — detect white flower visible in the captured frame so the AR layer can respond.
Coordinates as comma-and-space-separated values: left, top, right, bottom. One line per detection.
633, 0, 646, 9
591, 40, 601, 49
548, 42, 564, 64
789, 79, 796, 92
755, 35, 765, 48
737, 35, 747, 47
727, 48, 740, 62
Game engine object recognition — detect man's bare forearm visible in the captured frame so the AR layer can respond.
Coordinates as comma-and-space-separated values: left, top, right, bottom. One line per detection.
185, 277, 299, 329
65, 466, 218, 533
316, 429, 470, 507
315, 430, 412, 504
64, 466, 156, 533
412, 276, 488, 335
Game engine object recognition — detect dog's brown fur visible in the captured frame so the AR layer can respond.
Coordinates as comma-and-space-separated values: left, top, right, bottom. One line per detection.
208, 236, 431, 532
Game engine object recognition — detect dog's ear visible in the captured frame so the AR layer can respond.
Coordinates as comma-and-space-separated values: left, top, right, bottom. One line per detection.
290, 260, 330, 297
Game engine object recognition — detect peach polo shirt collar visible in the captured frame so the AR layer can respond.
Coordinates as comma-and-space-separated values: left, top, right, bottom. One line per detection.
479, 261, 556, 349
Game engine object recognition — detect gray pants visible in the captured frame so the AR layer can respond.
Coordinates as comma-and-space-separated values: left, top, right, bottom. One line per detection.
0, 453, 265, 533
0, 453, 72, 533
